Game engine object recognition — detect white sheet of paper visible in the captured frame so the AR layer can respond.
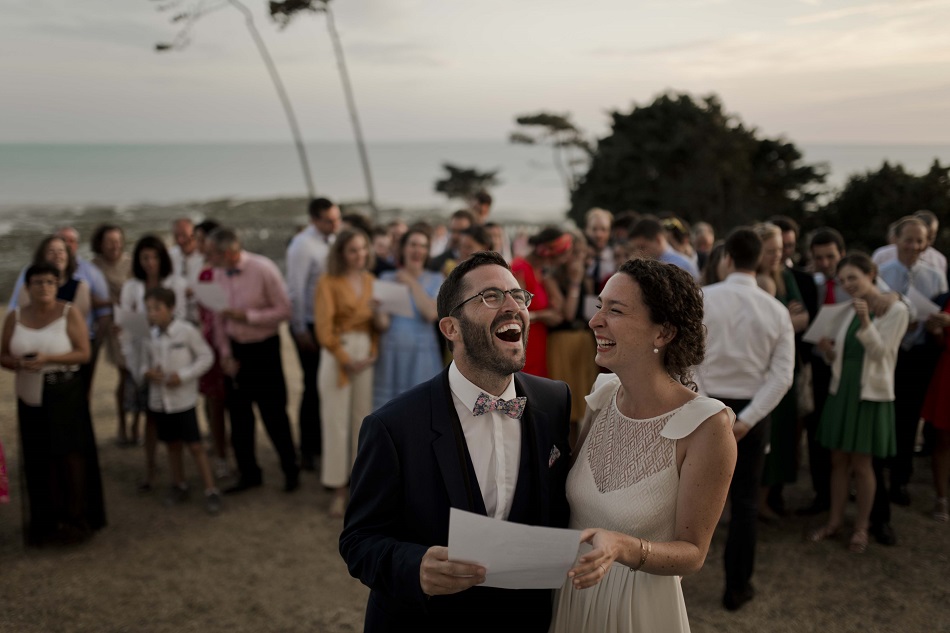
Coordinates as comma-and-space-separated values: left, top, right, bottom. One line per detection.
802, 302, 854, 344
373, 280, 414, 318
114, 306, 150, 340
906, 286, 941, 319
582, 295, 599, 321
193, 283, 229, 312
447, 508, 583, 589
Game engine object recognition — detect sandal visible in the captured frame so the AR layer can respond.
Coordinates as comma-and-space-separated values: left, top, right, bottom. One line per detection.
849, 529, 868, 554
933, 497, 949, 523
807, 524, 839, 542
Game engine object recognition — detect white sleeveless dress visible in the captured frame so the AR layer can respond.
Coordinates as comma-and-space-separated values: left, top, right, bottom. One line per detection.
551, 376, 733, 633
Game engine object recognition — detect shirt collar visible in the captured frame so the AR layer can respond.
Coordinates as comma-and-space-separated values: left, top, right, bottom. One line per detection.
448, 361, 517, 409
724, 272, 759, 287
151, 318, 184, 339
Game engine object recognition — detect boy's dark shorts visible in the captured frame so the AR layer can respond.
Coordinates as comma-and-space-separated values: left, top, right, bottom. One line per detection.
151, 408, 201, 444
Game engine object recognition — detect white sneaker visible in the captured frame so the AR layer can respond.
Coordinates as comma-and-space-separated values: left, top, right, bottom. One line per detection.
213, 458, 231, 480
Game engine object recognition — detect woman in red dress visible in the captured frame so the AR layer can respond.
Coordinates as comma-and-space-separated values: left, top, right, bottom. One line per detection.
921, 292, 950, 522
509, 227, 569, 377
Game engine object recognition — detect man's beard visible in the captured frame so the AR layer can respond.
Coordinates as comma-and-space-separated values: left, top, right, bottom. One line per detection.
457, 312, 527, 376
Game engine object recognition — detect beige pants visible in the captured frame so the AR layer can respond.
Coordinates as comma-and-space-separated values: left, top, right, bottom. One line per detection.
318, 332, 374, 488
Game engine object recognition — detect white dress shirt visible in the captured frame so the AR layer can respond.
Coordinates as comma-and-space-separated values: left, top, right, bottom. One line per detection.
169, 245, 205, 324
137, 319, 214, 414
696, 273, 795, 427
286, 224, 333, 334
448, 362, 522, 520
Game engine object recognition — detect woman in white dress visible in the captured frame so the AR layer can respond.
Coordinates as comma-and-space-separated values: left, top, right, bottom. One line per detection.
552, 258, 737, 633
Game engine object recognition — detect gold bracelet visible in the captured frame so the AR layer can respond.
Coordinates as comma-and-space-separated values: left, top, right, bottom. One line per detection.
631, 537, 650, 571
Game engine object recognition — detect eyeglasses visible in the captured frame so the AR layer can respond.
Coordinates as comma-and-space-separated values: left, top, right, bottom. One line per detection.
451, 287, 533, 314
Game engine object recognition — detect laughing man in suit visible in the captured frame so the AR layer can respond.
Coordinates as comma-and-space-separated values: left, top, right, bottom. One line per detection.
340, 250, 572, 633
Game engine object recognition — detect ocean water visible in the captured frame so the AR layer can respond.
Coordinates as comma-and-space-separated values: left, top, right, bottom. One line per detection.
0, 141, 947, 297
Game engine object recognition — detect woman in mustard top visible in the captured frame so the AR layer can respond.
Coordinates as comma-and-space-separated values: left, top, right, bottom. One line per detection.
315, 228, 380, 518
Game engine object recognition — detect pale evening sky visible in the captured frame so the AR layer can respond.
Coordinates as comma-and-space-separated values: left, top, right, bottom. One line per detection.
2, 0, 949, 144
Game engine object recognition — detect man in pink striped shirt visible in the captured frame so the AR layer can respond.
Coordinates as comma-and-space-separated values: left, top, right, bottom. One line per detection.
208, 228, 300, 494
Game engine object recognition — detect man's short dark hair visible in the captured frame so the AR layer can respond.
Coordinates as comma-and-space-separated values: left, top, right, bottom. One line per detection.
451, 209, 476, 225
724, 227, 763, 271
308, 197, 335, 220
768, 215, 800, 237
343, 212, 374, 237
145, 286, 176, 309
809, 228, 845, 254
474, 191, 492, 206
629, 216, 663, 240
90, 224, 123, 256
196, 219, 220, 236
437, 250, 510, 322
462, 225, 493, 250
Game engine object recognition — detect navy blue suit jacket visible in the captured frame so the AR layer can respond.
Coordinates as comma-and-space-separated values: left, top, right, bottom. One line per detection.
339, 368, 572, 633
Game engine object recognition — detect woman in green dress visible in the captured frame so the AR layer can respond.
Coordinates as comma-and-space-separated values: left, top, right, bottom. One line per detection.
810, 253, 908, 553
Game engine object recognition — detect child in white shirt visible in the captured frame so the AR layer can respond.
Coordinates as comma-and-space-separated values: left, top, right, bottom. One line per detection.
140, 287, 221, 514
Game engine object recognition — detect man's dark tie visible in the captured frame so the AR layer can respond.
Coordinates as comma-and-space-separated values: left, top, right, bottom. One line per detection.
226, 268, 241, 277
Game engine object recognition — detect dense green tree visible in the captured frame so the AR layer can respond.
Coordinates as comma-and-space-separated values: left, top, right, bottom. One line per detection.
434, 163, 500, 202
810, 160, 950, 254
568, 92, 827, 232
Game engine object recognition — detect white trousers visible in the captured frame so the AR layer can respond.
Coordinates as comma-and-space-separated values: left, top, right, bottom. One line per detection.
318, 332, 374, 488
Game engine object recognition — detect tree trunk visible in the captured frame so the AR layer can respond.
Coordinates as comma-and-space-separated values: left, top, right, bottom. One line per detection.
323, 3, 378, 216
228, 0, 315, 198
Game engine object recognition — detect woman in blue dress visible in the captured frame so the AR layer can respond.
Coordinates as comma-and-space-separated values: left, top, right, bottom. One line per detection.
373, 227, 444, 410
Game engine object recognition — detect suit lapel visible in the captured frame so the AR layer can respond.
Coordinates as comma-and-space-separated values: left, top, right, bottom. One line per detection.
508, 374, 548, 525
431, 368, 487, 515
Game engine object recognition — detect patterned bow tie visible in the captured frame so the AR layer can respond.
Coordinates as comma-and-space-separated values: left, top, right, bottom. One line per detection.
473, 392, 527, 419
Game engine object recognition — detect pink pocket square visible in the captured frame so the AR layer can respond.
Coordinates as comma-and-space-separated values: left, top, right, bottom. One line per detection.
548, 446, 561, 468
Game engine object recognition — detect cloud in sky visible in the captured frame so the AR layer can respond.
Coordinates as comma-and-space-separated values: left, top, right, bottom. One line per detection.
2, 0, 949, 143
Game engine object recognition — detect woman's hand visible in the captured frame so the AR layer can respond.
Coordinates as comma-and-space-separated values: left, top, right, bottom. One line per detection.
567, 528, 623, 590
19, 354, 46, 372
853, 298, 870, 327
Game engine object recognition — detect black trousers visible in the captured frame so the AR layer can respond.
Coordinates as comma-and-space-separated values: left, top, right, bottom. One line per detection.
292, 324, 322, 459
226, 336, 298, 482
716, 397, 770, 594
891, 344, 938, 488
805, 358, 832, 505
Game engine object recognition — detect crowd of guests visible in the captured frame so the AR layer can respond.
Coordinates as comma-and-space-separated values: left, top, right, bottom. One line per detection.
0, 196, 948, 620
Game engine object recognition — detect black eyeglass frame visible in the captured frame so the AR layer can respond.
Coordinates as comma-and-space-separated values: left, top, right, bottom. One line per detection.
450, 287, 534, 315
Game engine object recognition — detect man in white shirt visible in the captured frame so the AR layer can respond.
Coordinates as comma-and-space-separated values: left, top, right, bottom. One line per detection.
872, 210, 948, 279
168, 218, 205, 325
285, 197, 341, 471
340, 251, 571, 632
696, 227, 795, 612
877, 216, 946, 506
585, 207, 615, 292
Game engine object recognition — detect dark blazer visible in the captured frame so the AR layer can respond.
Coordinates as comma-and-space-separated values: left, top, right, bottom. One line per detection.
340, 368, 572, 633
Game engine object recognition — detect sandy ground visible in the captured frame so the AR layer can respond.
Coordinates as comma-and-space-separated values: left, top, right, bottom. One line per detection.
1, 322, 948, 633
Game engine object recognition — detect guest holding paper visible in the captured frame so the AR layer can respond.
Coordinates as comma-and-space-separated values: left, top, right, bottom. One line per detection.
809, 253, 909, 553
120, 234, 188, 491
315, 228, 380, 518
551, 258, 736, 632
372, 226, 443, 410
340, 251, 571, 632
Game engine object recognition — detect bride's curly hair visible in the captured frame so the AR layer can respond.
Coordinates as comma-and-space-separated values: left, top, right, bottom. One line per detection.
617, 258, 705, 390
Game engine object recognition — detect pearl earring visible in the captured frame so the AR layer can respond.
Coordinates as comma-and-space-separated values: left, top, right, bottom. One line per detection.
653, 347, 659, 354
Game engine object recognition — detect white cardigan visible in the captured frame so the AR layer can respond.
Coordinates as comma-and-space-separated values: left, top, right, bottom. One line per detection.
826, 300, 909, 402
